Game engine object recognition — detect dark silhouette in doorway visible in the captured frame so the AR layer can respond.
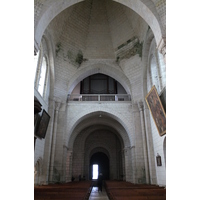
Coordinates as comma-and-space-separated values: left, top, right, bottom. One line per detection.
98, 173, 103, 192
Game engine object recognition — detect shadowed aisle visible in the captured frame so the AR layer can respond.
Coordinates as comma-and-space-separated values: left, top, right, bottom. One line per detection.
89, 186, 109, 200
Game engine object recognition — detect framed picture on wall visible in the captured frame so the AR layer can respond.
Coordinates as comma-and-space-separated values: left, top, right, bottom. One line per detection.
156, 154, 162, 166
35, 109, 50, 139
145, 85, 166, 136
159, 86, 166, 113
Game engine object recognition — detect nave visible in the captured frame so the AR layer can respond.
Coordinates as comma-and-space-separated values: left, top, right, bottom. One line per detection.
89, 186, 109, 200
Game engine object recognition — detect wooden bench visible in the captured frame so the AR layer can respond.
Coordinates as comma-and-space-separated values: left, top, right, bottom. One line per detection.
34, 181, 92, 200
105, 180, 166, 200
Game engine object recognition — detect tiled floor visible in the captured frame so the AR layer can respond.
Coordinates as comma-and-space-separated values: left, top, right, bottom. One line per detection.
89, 186, 109, 200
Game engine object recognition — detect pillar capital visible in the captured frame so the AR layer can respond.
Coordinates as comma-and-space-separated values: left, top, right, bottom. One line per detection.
157, 38, 166, 61
137, 100, 144, 111
63, 145, 69, 150
48, 97, 62, 111
34, 39, 40, 55
55, 102, 61, 111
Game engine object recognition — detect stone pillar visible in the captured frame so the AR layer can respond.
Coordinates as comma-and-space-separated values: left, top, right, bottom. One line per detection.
62, 145, 68, 182
49, 101, 61, 182
84, 155, 89, 180
124, 146, 135, 183
124, 148, 129, 181
121, 150, 125, 181
130, 146, 136, 183
65, 149, 73, 182
40, 98, 55, 184
143, 101, 157, 184
130, 103, 139, 184
81, 152, 85, 178
155, 51, 162, 93
138, 101, 150, 184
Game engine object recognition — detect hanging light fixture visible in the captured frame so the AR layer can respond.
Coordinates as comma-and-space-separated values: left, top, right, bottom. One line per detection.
99, 111, 102, 118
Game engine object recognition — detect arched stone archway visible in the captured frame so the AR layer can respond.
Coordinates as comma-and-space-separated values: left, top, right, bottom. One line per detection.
65, 111, 133, 149
63, 110, 133, 182
72, 127, 124, 181
66, 62, 132, 96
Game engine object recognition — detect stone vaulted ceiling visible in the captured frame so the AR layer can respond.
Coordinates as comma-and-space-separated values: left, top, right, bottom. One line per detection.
46, 0, 148, 60
34, 0, 166, 54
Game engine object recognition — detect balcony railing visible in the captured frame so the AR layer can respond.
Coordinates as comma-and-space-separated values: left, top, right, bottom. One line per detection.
67, 94, 131, 102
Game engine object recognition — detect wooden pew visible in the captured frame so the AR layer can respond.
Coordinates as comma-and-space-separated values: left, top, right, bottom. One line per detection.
34, 181, 92, 200
104, 180, 166, 200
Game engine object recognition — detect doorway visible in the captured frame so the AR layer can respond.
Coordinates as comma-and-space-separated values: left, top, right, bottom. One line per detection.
89, 152, 109, 180
92, 164, 99, 179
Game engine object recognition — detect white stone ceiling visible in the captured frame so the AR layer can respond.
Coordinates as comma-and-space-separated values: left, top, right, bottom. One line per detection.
47, 0, 148, 59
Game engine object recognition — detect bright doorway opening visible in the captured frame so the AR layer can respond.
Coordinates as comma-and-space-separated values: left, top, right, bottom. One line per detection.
92, 164, 98, 179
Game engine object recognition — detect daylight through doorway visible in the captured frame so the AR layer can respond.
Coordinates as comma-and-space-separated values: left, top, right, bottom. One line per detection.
92, 164, 98, 179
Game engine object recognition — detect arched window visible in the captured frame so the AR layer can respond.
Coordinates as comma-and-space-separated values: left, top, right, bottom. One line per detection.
157, 51, 166, 89
38, 56, 47, 96
34, 45, 48, 99
147, 38, 165, 94
150, 55, 159, 91
34, 50, 40, 80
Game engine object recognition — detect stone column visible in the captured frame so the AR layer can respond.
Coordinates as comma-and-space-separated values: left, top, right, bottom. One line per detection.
155, 51, 162, 93
130, 103, 139, 184
130, 146, 136, 183
40, 98, 55, 184
84, 154, 89, 180
124, 146, 135, 183
65, 149, 73, 182
138, 101, 150, 184
81, 152, 85, 178
121, 150, 125, 181
53, 102, 67, 183
49, 101, 61, 182
123, 148, 129, 181
61, 145, 68, 182
143, 101, 157, 184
